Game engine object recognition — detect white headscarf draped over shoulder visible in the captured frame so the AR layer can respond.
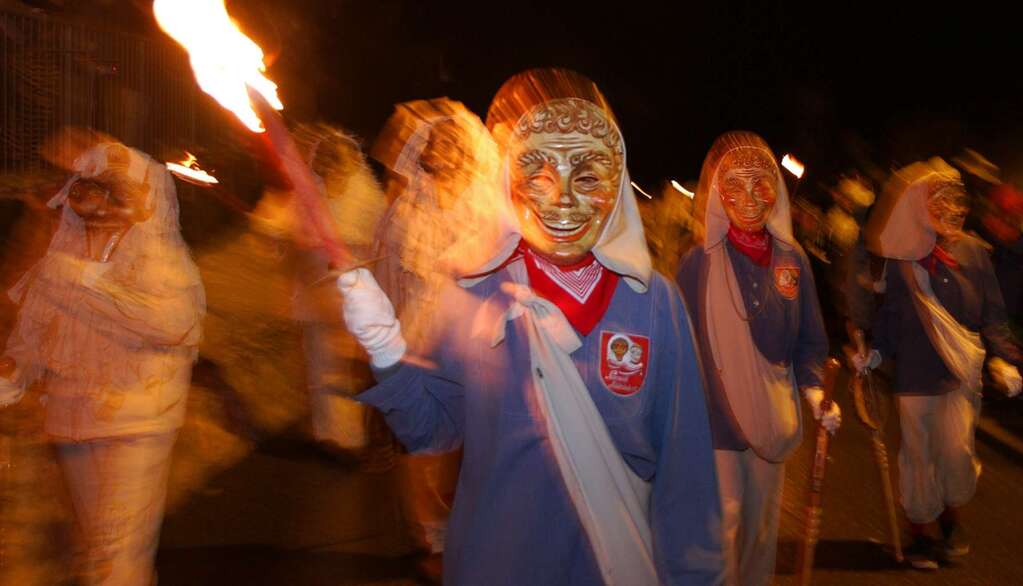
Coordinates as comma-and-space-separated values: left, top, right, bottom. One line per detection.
865, 157, 962, 261
371, 97, 500, 275
693, 130, 795, 252
6, 141, 205, 390
461, 68, 652, 293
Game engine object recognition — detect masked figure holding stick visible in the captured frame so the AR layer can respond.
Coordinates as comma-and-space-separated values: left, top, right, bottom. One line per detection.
335, 69, 723, 585
855, 158, 1023, 570
676, 131, 840, 586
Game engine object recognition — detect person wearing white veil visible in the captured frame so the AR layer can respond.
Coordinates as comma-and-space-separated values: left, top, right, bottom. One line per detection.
854, 157, 1022, 569
676, 131, 839, 586
369, 97, 499, 578
335, 68, 723, 585
0, 142, 205, 585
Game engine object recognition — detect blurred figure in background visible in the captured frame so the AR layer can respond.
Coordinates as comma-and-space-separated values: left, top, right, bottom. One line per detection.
370, 97, 498, 582
251, 123, 389, 461
640, 182, 696, 277
954, 149, 1023, 327
826, 173, 876, 333
677, 131, 839, 586
0, 142, 205, 585
856, 158, 1023, 570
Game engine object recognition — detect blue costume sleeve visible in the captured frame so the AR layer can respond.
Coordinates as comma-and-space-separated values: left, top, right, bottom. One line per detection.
649, 282, 725, 585
793, 250, 829, 389
871, 260, 899, 361
978, 246, 1023, 365
356, 358, 465, 454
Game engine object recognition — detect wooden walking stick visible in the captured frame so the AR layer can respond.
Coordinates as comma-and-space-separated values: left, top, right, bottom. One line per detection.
799, 357, 841, 586
847, 326, 903, 563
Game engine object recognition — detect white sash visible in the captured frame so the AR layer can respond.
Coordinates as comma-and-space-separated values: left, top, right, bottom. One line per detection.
900, 261, 985, 393
490, 262, 657, 586
705, 245, 802, 463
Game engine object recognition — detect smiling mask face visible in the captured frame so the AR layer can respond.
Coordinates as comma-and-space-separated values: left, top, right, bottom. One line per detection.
927, 181, 968, 242
509, 99, 623, 265
715, 148, 779, 233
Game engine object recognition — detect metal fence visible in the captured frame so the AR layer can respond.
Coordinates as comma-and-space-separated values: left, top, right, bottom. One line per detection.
0, 8, 211, 172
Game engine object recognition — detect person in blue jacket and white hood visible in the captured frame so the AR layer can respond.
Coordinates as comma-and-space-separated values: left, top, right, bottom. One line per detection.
676, 131, 840, 586
854, 158, 1023, 569
334, 68, 724, 585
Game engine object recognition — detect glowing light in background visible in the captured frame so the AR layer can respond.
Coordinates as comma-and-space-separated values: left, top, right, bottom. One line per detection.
630, 181, 653, 199
781, 154, 805, 179
671, 179, 694, 198
153, 0, 283, 132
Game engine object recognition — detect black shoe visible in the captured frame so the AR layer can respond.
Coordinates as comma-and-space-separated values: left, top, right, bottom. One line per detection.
941, 521, 970, 558
905, 535, 939, 570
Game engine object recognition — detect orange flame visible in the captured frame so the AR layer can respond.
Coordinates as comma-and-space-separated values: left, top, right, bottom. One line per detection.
153, 0, 282, 132
781, 154, 805, 179
166, 152, 219, 185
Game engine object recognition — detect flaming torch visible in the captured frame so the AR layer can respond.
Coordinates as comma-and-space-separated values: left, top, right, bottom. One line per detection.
153, 0, 350, 268
166, 152, 219, 186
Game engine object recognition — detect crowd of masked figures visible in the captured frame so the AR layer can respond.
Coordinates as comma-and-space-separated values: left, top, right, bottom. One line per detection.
0, 68, 1022, 585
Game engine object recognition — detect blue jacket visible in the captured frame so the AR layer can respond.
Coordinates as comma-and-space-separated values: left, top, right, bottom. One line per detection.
676, 240, 829, 451
872, 235, 1022, 395
357, 266, 724, 585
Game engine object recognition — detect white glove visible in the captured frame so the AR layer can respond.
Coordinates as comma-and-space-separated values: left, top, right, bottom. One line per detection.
850, 348, 881, 373
0, 376, 25, 408
337, 268, 406, 369
803, 386, 841, 434
989, 357, 1022, 398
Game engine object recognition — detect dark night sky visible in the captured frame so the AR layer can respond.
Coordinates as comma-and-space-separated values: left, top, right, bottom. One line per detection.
267, 1, 1023, 193
31, 0, 1023, 194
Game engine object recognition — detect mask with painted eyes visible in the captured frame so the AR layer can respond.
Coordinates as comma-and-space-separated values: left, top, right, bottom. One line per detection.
509, 99, 623, 265
927, 181, 968, 241
67, 177, 145, 228
715, 149, 779, 233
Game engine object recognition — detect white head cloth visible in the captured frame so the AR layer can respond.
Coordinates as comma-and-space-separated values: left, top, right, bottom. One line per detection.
5, 143, 205, 396
695, 131, 804, 462
694, 133, 794, 251
473, 70, 658, 585
866, 157, 962, 261
459, 109, 650, 292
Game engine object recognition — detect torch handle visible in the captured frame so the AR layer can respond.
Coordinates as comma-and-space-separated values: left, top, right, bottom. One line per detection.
853, 330, 867, 358
800, 357, 841, 586
819, 357, 840, 413
845, 320, 868, 360
246, 86, 350, 269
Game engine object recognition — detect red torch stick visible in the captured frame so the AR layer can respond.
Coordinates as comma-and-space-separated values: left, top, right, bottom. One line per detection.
246, 86, 350, 270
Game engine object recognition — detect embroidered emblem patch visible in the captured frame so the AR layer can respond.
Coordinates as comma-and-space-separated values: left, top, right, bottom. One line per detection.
599, 331, 650, 396
774, 265, 800, 300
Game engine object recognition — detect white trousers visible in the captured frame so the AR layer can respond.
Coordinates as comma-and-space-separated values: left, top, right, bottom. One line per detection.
897, 392, 980, 524
55, 433, 176, 586
715, 449, 784, 586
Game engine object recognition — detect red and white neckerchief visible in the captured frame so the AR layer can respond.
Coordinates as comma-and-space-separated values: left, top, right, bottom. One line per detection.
726, 224, 773, 267
520, 244, 619, 336
921, 244, 960, 275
